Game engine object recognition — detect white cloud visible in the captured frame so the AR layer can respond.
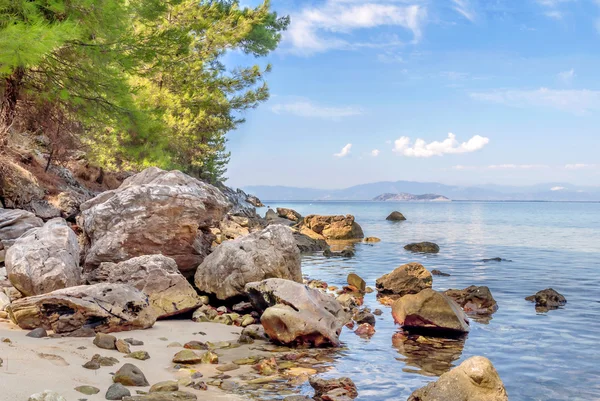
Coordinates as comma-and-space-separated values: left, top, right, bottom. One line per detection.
565, 163, 596, 170
371, 149, 380, 157
271, 100, 363, 120
286, 1, 427, 54
393, 133, 489, 158
334, 143, 352, 158
535, 0, 574, 19
452, 0, 476, 22
377, 51, 405, 63
470, 88, 600, 114
551, 186, 565, 191
558, 68, 575, 84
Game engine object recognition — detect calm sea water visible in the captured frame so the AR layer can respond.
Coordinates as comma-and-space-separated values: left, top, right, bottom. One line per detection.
262, 201, 600, 401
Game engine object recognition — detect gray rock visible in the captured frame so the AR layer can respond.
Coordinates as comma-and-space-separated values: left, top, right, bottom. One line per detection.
246, 278, 350, 347
6, 218, 82, 296
195, 226, 301, 300
106, 383, 131, 400
525, 288, 566, 311
87, 255, 200, 319
0, 209, 43, 250
93, 333, 117, 350
25, 327, 48, 338
404, 241, 440, 253
81, 167, 229, 277
8, 283, 156, 335
386, 211, 406, 221
27, 391, 67, 401
293, 231, 330, 253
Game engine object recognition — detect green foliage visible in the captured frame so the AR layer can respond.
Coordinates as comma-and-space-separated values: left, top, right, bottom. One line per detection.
0, 0, 287, 183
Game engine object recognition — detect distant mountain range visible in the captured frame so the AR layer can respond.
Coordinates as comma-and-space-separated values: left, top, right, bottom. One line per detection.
243, 181, 600, 202
373, 193, 450, 202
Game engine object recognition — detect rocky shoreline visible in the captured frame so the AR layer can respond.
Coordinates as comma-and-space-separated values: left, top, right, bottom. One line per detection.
0, 169, 566, 401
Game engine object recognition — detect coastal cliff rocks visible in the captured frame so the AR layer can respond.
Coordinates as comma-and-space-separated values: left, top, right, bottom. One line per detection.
217, 185, 259, 218
194, 225, 301, 300
0, 209, 43, 250
526, 288, 566, 311
6, 218, 82, 296
392, 289, 470, 335
86, 255, 200, 319
293, 231, 330, 253
376, 263, 433, 299
277, 207, 302, 222
7, 283, 156, 335
80, 167, 230, 277
386, 211, 407, 221
300, 214, 364, 241
408, 356, 508, 401
444, 286, 498, 316
404, 242, 440, 253
245, 278, 350, 346
246, 194, 264, 207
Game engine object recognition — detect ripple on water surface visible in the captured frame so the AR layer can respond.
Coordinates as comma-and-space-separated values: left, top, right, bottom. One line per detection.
257, 201, 600, 401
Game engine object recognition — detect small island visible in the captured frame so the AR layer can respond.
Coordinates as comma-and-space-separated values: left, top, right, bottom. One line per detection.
373, 193, 451, 202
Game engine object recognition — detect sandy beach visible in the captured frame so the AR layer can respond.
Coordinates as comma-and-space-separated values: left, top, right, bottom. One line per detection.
0, 319, 259, 401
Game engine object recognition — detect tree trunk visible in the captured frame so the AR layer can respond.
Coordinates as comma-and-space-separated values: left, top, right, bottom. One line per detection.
0, 67, 25, 148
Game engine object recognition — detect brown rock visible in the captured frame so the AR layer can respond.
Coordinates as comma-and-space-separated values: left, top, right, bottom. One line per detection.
300, 215, 364, 241
392, 289, 470, 335
386, 211, 406, 221
375, 263, 432, 299
404, 242, 440, 253
172, 350, 202, 364
354, 323, 375, 337
444, 286, 498, 315
407, 356, 508, 401
116, 339, 131, 354
525, 288, 566, 311
93, 333, 117, 350
309, 376, 358, 400
113, 363, 150, 386
347, 273, 366, 293
277, 208, 302, 222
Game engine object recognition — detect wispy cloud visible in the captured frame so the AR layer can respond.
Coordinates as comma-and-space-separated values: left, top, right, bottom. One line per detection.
271, 99, 363, 120
535, 0, 574, 19
376, 51, 405, 63
565, 163, 597, 170
557, 68, 576, 84
334, 143, 353, 158
470, 88, 600, 114
371, 149, 380, 157
393, 133, 489, 157
285, 1, 427, 55
452, 0, 476, 22
551, 186, 565, 191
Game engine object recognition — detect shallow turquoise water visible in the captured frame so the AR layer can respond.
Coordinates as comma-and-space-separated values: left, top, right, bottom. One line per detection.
262, 201, 600, 401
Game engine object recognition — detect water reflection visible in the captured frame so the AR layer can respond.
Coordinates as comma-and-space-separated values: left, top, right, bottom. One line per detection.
392, 331, 466, 377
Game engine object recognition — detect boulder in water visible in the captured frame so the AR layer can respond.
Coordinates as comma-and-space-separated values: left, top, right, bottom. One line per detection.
525, 288, 566, 311
386, 211, 406, 221
194, 225, 301, 300
407, 356, 508, 401
375, 262, 432, 299
392, 288, 470, 335
444, 286, 498, 315
300, 214, 364, 241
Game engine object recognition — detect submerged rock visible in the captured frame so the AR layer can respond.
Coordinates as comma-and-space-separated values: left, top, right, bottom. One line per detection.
246, 278, 350, 347
404, 242, 440, 253
87, 255, 200, 318
6, 218, 82, 296
444, 286, 498, 315
81, 167, 229, 277
392, 289, 470, 335
8, 283, 156, 335
407, 356, 508, 401
482, 257, 512, 263
309, 376, 358, 400
194, 225, 301, 300
431, 269, 450, 277
525, 288, 566, 311
392, 332, 465, 376
323, 249, 355, 258
300, 214, 364, 241
364, 236, 381, 243
375, 262, 432, 299
386, 211, 406, 221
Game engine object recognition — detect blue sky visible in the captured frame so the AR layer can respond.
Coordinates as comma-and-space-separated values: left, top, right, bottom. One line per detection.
225, 0, 600, 189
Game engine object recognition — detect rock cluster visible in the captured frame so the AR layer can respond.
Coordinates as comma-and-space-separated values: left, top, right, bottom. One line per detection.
300, 214, 364, 241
